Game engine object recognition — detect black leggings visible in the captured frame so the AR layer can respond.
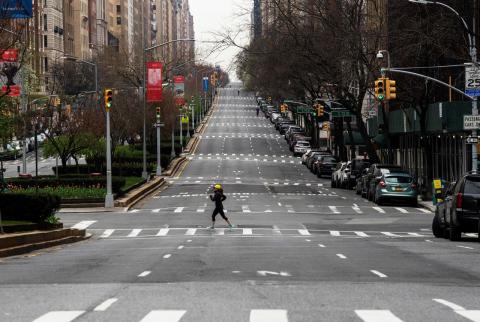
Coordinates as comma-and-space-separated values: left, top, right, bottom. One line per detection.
212, 208, 228, 221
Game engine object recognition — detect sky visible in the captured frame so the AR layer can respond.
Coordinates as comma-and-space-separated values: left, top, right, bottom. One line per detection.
189, 0, 251, 81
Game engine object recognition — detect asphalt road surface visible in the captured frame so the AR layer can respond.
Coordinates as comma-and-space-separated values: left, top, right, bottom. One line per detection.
1, 84, 480, 322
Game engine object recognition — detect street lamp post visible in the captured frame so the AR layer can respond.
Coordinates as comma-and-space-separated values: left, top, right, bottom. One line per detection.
142, 38, 196, 180
409, 0, 478, 171
61, 56, 113, 207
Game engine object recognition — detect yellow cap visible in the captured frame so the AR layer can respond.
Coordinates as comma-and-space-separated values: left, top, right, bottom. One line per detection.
214, 184, 222, 190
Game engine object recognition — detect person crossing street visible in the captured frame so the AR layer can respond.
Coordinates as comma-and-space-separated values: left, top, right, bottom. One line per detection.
208, 184, 234, 230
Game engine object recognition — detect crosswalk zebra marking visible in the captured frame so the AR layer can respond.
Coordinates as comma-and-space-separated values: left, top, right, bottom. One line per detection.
298, 229, 311, 236
250, 310, 288, 322
355, 231, 369, 237
243, 228, 253, 235
100, 229, 115, 238
128, 229, 142, 237
185, 228, 197, 236
355, 310, 403, 322
174, 207, 184, 213
32, 311, 84, 322
156, 228, 169, 236
329, 206, 340, 214
417, 208, 432, 213
139, 310, 186, 322
352, 206, 363, 214
71, 221, 97, 230
372, 207, 385, 213
395, 207, 408, 213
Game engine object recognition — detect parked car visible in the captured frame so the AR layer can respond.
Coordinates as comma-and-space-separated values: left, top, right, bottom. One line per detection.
279, 122, 296, 134
289, 134, 310, 151
362, 164, 403, 200
314, 155, 338, 178
372, 172, 418, 206
293, 141, 311, 156
338, 161, 352, 189
270, 113, 281, 123
302, 149, 321, 165
305, 151, 330, 170
349, 159, 371, 190
331, 162, 347, 188
284, 126, 303, 140
432, 172, 480, 241
287, 129, 306, 144
276, 120, 294, 131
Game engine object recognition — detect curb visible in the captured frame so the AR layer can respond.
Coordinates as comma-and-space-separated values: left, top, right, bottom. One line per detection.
162, 156, 187, 177
0, 228, 90, 258
115, 176, 166, 209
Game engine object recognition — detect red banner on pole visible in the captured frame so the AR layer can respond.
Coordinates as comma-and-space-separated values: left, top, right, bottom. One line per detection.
1, 49, 19, 62
173, 75, 185, 106
1, 85, 21, 96
146, 61, 163, 103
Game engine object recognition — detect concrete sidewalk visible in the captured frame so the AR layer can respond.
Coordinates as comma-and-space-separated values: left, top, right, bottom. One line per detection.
419, 199, 436, 212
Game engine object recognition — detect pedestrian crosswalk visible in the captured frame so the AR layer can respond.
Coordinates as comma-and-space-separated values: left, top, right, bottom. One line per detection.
198, 133, 284, 139
130, 204, 431, 215
29, 301, 480, 322
90, 227, 433, 239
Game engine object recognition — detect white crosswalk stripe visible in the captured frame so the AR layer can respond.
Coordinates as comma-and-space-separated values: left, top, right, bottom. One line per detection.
100, 229, 115, 238
71, 221, 97, 230
355, 310, 403, 322
156, 228, 169, 236
128, 229, 142, 237
174, 207, 184, 213
329, 206, 340, 214
372, 207, 385, 213
395, 207, 408, 213
33, 311, 85, 322
139, 310, 186, 322
242, 205, 251, 213
250, 310, 288, 322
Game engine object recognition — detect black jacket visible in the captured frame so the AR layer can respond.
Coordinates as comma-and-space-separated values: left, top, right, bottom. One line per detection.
210, 190, 226, 208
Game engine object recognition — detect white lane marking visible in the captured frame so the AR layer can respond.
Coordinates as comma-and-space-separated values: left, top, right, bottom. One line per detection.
185, 228, 197, 235
71, 221, 97, 230
187, 240, 192, 243
215, 228, 226, 235
417, 208, 432, 213
242, 205, 251, 213
243, 228, 253, 235
355, 310, 403, 322
100, 229, 115, 238
250, 309, 288, 322
197, 208, 205, 213
178, 245, 184, 250
407, 233, 423, 237
425, 239, 434, 243
458, 245, 474, 250
298, 229, 311, 236
138, 271, 151, 277
395, 207, 408, 213
381, 232, 402, 237
352, 206, 363, 214
152, 209, 161, 213
264, 209, 272, 213
372, 207, 385, 213
370, 270, 388, 278
433, 299, 466, 311
306, 183, 311, 186
466, 233, 479, 237
456, 311, 480, 322
329, 206, 340, 214
139, 310, 186, 322
129, 209, 140, 213
157, 228, 169, 236
330, 231, 340, 237
128, 229, 142, 237
94, 298, 118, 311
174, 207, 184, 213
318, 244, 326, 248
355, 231, 369, 237
163, 254, 171, 259
336, 254, 347, 259
33, 311, 85, 322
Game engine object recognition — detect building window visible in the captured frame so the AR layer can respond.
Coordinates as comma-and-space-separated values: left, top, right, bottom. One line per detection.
43, 14, 47, 31
44, 57, 48, 71
43, 35, 48, 47
116, 5, 121, 13
116, 17, 121, 25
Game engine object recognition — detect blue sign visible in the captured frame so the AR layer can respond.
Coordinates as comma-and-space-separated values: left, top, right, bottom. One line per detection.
1, 0, 33, 18
202, 77, 209, 92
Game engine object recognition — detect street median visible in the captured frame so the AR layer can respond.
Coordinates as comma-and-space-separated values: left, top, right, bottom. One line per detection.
0, 228, 90, 258
115, 176, 166, 208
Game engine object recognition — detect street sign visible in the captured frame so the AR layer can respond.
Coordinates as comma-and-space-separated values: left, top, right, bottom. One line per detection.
464, 115, 480, 130
181, 116, 189, 124
202, 77, 209, 92
332, 110, 353, 118
296, 107, 313, 114
466, 136, 478, 144
465, 64, 480, 96
153, 122, 165, 128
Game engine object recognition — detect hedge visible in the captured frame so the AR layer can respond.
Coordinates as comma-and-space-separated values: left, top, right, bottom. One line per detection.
53, 163, 156, 177
6, 176, 126, 193
0, 192, 61, 223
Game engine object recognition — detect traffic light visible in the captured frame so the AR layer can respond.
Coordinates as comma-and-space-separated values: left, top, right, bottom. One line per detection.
374, 78, 385, 101
316, 103, 324, 117
104, 88, 113, 110
156, 107, 161, 122
386, 79, 396, 100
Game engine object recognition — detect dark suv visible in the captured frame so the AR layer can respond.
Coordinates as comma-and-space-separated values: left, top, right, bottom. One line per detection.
432, 172, 480, 241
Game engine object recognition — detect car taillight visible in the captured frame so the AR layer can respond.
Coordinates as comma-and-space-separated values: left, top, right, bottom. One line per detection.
379, 180, 386, 188
456, 193, 463, 208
